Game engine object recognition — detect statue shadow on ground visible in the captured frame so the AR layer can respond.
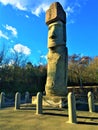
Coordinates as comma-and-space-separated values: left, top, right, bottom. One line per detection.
20, 104, 36, 110
78, 121, 98, 126
43, 107, 68, 117
43, 111, 68, 117
43, 112, 68, 117
76, 104, 98, 125
43, 104, 98, 126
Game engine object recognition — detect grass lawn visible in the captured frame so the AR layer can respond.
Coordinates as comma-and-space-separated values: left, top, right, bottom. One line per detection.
0, 105, 98, 130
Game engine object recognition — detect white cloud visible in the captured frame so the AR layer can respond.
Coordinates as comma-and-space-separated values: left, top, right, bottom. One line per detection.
40, 55, 47, 60
8, 59, 15, 66
25, 15, 29, 19
0, 0, 27, 11
65, 6, 74, 17
0, 30, 9, 40
37, 50, 47, 65
32, 3, 49, 16
67, 19, 75, 25
10, 48, 15, 54
0, 24, 17, 40
15, 2, 26, 11
0, 0, 67, 17
31, 0, 68, 16
5, 24, 17, 37
13, 44, 31, 55
0, 0, 88, 19
39, 54, 47, 65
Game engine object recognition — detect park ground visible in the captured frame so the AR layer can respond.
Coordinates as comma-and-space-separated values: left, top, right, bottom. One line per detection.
0, 104, 98, 130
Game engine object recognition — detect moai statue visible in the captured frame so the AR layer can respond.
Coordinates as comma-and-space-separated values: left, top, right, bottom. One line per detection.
45, 2, 68, 96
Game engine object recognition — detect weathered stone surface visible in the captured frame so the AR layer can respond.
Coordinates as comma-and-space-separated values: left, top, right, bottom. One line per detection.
45, 46, 68, 96
45, 2, 68, 97
32, 96, 67, 108
88, 91, 95, 112
68, 92, 77, 123
48, 21, 66, 47
0, 92, 5, 108
36, 92, 43, 114
43, 96, 67, 108
15, 92, 21, 110
46, 2, 66, 25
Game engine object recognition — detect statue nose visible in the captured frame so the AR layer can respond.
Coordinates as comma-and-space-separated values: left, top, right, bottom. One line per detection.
49, 25, 57, 39
50, 30, 56, 39
51, 34, 56, 39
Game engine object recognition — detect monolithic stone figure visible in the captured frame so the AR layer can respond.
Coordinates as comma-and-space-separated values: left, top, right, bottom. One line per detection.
45, 2, 68, 96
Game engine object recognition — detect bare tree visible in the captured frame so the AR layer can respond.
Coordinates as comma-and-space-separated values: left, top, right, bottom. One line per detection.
68, 54, 91, 87
9, 49, 28, 67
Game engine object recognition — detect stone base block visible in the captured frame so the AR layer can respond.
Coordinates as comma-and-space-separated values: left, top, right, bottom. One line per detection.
32, 96, 67, 108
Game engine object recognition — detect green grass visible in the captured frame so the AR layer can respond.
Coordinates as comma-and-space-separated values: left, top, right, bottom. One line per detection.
0, 105, 98, 130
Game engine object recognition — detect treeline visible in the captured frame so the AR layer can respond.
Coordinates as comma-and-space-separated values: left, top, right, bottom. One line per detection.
68, 54, 98, 86
0, 47, 98, 95
0, 63, 47, 95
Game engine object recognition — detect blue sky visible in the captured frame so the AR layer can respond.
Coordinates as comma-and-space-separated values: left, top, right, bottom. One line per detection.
0, 0, 98, 65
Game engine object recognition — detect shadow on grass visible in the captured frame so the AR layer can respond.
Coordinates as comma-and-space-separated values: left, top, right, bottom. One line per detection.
77, 113, 98, 126
78, 121, 98, 126
20, 107, 36, 110
20, 104, 36, 110
43, 112, 68, 117
43, 107, 66, 111
77, 115, 98, 120
43, 107, 68, 117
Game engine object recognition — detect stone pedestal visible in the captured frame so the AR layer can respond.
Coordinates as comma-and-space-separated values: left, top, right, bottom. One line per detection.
43, 96, 67, 108
32, 96, 67, 108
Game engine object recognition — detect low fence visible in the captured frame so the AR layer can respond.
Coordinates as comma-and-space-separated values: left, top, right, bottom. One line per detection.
68, 86, 98, 100
0, 91, 98, 124
0, 86, 98, 109
0, 91, 30, 108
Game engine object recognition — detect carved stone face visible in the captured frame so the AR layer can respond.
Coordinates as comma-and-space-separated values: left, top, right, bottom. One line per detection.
48, 21, 66, 48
